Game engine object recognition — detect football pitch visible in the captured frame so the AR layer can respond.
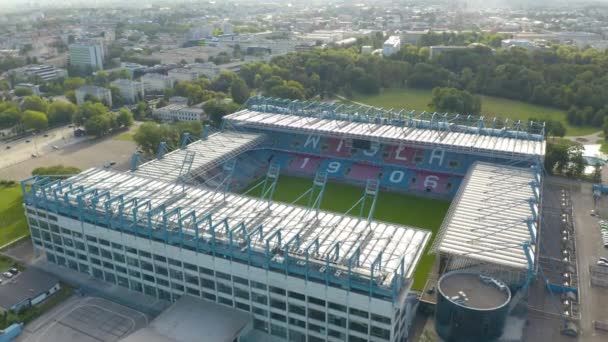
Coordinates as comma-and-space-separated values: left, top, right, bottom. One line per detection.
245, 175, 450, 290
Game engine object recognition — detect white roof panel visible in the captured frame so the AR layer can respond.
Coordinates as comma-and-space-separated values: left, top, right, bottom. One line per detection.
225, 110, 546, 158
49, 169, 431, 285
434, 162, 538, 270
134, 131, 265, 183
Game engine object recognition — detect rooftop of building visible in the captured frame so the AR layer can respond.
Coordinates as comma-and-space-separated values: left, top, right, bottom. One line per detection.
433, 162, 539, 270
0, 268, 59, 310
141, 72, 171, 79
438, 272, 511, 310
76, 85, 109, 93
110, 78, 140, 86
25, 167, 431, 292
134, 131, 265, 182
224, 98, 546, 159
120, 296, 251, 342
152, 103, 204, 113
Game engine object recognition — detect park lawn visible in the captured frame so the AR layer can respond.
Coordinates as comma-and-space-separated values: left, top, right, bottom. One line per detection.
114, 131, 135, 141
351, 88, 598, 136
0, 185, 29, 247
245, 175, 450, 290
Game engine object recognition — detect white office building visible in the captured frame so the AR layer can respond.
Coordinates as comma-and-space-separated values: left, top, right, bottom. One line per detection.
141, 73, 175, 93
110, 79, 144, 104
168, 68, 200, 83
69, 42, 105, 71
152, 104, 205, 122
75, 85, 112, 107
11, 64, 67, 82
382, 36, 401, 57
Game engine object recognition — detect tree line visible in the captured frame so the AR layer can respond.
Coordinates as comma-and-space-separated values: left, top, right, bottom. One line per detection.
0, 95, 133, 137
235, 41, 608, 130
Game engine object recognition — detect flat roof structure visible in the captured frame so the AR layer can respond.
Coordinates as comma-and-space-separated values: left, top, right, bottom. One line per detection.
134, 131, 266, 183
433, 162, 539, 270
28, 168, 431, 290
225, 108, 545, 159
438, 272, 511, 310
121, 296, 252, 342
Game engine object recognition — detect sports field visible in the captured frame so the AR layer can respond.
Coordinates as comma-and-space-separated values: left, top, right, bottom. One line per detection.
0, 185, 30, 247
245, 175, 450, 290
351, 88, 597, 136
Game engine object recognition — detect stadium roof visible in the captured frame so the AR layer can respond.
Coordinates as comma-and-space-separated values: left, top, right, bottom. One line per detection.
433, 162, 539, 270
134, 131, 265, 183
41, 168, 431, 286
225, 109, 545, 158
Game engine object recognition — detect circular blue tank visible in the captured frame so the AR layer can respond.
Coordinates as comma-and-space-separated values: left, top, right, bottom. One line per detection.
435, 272, 511, 342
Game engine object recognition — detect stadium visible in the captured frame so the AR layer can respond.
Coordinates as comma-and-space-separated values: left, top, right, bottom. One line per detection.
21, 96, 545, 341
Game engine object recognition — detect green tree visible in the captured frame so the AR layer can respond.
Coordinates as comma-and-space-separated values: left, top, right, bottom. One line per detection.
134, 101, 151, 120
109, 85, 124, 107
48, 101, 77, 125
210, 71, 238, 92
21, 96, 48, 114
84, 114, 112, 137
32, 165, 81, 178
203, 100, 240, 126
133, 122, 174, 154
13, 87, 33, 97
116, 108, 134, 128
22, 110, 48, 130
230, 77, 250, 104
74, 101, 108, 126
156, 99, 168, 108
544, 142, 569, 175
65, 90, 77, 104
431, 87, 481, 115
63, 77, 86, 90
566, 145, 586, 177
93, 71, 109, 86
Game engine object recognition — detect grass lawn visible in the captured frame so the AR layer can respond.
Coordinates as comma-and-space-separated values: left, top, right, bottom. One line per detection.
351, 88, 598, 136
113, 131, 135, 141
245, 175, 450, 290
0, 185, 29, 247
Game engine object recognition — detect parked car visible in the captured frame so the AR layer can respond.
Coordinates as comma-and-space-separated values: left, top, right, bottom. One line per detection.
43, 134, 48, 137
5, 146, 10, 150
599, 257, 608, 263
2, 272, 12, 278
598, 261, 608, 267
52, 145, 59, 150
25, 139, 30, 143
8, 267, 18, 274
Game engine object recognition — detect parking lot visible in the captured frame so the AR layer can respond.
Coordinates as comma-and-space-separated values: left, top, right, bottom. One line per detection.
0, 132, 137, 181
564, 179, 608, 340
0, 125, 85, 169
17, 296, 148, 342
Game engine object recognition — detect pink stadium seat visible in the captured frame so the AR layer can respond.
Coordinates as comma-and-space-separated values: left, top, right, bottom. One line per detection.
345, 163, 382, 182
287, 154, 322, 175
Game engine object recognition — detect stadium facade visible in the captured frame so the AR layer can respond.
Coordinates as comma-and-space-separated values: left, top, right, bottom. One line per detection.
22, 97, 545, 342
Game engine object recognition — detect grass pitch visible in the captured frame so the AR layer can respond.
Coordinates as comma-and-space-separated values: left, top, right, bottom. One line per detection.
0, 185, 30, 247
351, 88, 597, 136
245, 175, 450, 290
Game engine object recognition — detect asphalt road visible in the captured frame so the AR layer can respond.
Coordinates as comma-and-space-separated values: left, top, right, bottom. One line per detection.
0, 125, 85, 169
0, 127, 139, 181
